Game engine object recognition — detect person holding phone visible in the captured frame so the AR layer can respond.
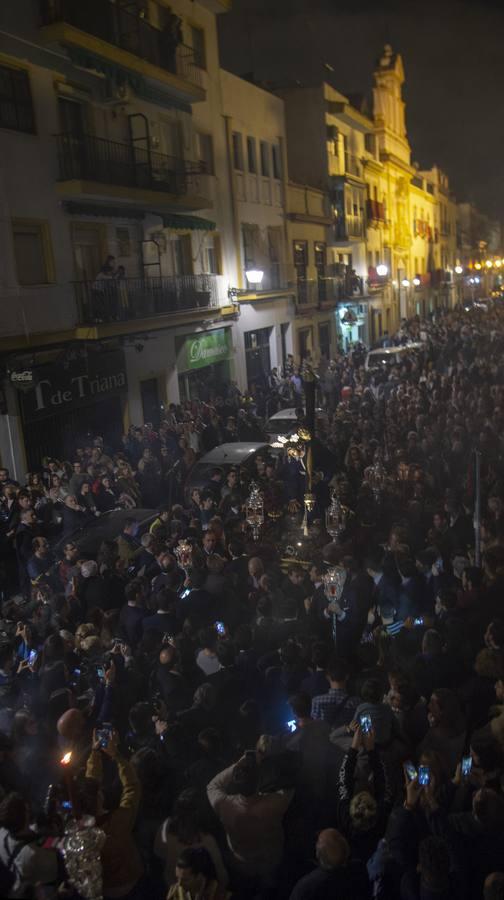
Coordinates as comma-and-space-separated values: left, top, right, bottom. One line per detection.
76, 728, 143, 898
337, 725, 393, 862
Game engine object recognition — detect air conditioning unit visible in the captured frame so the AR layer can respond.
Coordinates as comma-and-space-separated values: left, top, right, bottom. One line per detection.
103, 80, 133, 105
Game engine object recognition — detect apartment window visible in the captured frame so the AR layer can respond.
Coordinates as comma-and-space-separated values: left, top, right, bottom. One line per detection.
116, 227, 131, 257
232, 132, 244, 171
190, 25, 206, 69
272, 144, 281, 180
197, 132, 214, 174
260, 141, 270, 177
204, 235, 221, 274
242, 223, 260, 271
246, 136, 257, 174
0, 64, 35, 134
12, 219, 54, 285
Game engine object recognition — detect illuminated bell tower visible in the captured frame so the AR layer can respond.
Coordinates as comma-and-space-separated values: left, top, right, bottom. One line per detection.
372, 44, 411, 167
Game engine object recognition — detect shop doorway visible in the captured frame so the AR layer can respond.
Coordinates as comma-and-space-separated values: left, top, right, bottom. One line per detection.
22, 395, 124, 471
318, 322, 330, 361
140, 378, 161, 426
244, 327, 271, 389
178, 360, 230, 401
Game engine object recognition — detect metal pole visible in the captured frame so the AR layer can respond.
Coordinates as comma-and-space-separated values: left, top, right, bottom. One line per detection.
474, 450, 481, 567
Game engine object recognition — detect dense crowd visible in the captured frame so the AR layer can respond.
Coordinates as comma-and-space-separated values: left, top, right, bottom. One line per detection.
1, 305, 504, 900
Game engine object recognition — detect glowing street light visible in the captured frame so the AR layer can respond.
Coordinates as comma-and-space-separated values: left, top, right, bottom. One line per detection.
485, 260, 493, 269
413, 277, 421, 286
245, 269, 264, 286
401, 278, 410, 288
376, 264, 388, 277
495, 259, 502, 268
454, 265, 463, 275
474, 262, 482, 271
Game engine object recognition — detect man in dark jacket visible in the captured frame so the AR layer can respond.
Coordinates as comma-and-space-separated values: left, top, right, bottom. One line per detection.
289, 828, 370, 900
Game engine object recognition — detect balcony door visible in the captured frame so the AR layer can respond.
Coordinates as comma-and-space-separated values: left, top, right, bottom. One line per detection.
72, 224, 105, 282
58, 98, 85, 178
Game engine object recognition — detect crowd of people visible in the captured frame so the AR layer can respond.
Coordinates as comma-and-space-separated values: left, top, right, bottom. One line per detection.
0, 304, 504, 900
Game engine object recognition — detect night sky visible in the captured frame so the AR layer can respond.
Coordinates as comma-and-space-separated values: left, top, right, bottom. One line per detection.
218, 0, 504, 220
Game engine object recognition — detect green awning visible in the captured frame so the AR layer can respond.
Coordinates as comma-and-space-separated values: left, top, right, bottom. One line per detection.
160, 213, 216, 231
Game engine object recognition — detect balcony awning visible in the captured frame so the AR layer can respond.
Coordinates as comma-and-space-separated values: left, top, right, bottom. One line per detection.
160, 213, 216, 231
64, 201, 145, 220
67, 46, 143, 92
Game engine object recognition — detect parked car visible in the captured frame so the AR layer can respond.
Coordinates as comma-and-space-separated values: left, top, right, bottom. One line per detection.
265, 407, 326, 440
365, 342, 424, 370
184, 442, 273, 503
51, 508, 157, 559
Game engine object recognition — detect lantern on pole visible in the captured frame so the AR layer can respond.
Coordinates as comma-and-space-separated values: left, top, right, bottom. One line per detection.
246, 481, 264, 541
323, 565, 347, 644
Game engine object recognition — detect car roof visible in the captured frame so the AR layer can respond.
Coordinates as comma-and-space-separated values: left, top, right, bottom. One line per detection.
195, 443, 269, 464
367, 342, 424, 356
52, 508, 157, 556
267, 407, 325, 421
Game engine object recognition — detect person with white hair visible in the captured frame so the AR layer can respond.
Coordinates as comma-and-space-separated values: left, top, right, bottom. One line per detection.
77, 558, 110, 617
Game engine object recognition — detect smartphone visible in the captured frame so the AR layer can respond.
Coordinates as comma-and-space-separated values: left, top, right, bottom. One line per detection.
418, 765, 431, 786
413, 617, 424, 627
215, 621, 225, 636
405, 761, 418, 781
61, 800, 73, 811
96, 724, 113, 749
461, 755, 473, 777
359, 714, 372, 734
28, 649, 38, 666
73, 668, 81, 678
96, 665, 106, 681
180, 588, 190, 599
287, 719, 297, 734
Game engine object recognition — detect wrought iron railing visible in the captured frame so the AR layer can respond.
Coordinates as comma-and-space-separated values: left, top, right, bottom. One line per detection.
56, 132, 203, 195
74, 274, 224, 324
40, 0, 203, 88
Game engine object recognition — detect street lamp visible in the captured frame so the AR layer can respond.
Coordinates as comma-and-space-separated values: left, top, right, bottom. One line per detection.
228, 269, 265, 303
485, 260, 493, 269
376, 264, 388, 277
413, 277, 421, 286
401, 278, 410, 287
245, 269, 264, 286
455, 265, 463, 275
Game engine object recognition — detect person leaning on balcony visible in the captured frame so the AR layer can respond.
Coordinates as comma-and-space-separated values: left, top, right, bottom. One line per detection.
116, 265, 129, 320
91, 256, 116, 322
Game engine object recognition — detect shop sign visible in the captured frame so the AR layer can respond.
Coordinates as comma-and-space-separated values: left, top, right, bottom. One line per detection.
179, 328, 232, 372
10, 369, 37, 392
20, 350, 128, 422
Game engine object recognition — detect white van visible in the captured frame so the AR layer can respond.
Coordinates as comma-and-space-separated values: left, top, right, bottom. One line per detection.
365, 342, 424, 370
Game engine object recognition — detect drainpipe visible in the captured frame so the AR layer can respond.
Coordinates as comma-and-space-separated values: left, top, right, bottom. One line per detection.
223, 115, 243, 289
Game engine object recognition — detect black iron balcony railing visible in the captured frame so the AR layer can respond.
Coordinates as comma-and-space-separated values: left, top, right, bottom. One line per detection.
40, 0, 203, 88
296, 276, 343, 309
56, 132, 203, 195
74, 274, 223, 325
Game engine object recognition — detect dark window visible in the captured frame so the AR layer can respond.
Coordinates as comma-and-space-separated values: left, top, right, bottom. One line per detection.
0, 65, 35, 134
260, 141, 270, 177
272, 144, 281, 179
190, 25, 206, 69
247, 136, 257, 174
232, 132, 243, 170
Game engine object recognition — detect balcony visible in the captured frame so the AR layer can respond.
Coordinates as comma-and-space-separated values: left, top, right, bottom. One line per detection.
74, 274, 225, 327
295, 276, 343, 312
39, 0, 205, 103
344, 154, 363, 179
55, 133, 211, 210
238, 263, 294, 300
333, 215, 365, 241
366, 199, 386, 225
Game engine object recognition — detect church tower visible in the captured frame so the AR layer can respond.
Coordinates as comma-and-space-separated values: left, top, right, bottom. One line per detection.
372, 44, 411, 166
